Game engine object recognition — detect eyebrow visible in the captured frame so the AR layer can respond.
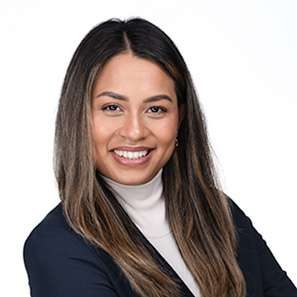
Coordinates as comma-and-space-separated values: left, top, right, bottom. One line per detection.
95, 91, 173, 103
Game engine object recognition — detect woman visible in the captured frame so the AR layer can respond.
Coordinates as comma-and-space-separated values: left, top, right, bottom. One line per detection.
23, 17, 297, 297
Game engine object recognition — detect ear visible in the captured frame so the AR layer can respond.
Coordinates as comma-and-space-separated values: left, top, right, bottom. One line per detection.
178, 104, 185, 129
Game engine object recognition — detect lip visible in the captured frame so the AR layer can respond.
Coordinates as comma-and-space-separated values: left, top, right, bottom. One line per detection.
112, 146, 154, 152
111, 149, 154, 166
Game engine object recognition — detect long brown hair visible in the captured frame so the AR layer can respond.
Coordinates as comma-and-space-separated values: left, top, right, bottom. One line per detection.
53, 17, 246, 297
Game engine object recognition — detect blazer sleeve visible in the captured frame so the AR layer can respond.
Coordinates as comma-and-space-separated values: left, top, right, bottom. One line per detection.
230, 198, 297, 297
23, 226, 119, 297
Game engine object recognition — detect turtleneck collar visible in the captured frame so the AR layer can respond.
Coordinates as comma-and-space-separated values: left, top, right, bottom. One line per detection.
99, 168, 171, 238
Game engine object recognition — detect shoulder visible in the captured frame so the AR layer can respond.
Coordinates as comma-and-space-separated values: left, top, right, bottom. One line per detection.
225, 194, 297, 295
224, 194, 264, 247
224, 193, 259, 251
226, 194, 251, 227
23, 202, 95, 259
23, 203, 120, 297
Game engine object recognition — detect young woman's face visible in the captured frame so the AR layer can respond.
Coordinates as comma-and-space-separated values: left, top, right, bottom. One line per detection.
91, 52, 184, 185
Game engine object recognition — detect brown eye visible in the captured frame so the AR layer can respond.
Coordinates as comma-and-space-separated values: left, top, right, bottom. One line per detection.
101, 104, 122, 112
148, 106, 167, 114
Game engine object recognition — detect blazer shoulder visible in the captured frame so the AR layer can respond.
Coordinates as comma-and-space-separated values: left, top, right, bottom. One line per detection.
224, 193, 297, 296
23, 203, 121, 297
22, 202, 113, 267
23, 203, 87, 254
224, 193, 251, 228
224, 193, 260, 251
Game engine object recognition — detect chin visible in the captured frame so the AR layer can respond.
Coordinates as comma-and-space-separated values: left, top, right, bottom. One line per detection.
121, 176, 149, 185
114, 171, 155, 185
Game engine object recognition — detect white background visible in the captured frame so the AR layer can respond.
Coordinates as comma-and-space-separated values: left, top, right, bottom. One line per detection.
0, 0, 296, 296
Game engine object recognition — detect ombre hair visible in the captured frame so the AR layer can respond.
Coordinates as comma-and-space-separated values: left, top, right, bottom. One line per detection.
54, 17, 246, 297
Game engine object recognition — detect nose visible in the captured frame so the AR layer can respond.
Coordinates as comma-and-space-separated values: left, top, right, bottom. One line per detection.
118, 112, 148, 142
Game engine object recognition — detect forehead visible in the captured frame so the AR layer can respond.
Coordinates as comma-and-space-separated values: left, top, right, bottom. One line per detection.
92, 53, 176, 99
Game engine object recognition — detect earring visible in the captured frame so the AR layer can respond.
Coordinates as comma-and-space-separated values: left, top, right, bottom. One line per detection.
175, 137, 179, 147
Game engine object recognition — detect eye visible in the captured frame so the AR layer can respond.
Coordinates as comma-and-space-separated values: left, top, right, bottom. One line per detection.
101, 104, 122, 113
147, 106, 168, 114
100, 104, 167, 115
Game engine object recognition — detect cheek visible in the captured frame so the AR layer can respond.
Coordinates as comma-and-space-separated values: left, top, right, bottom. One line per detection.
155, 130, 176, 144
150, 117, 178, 143
91, 120, 112, 148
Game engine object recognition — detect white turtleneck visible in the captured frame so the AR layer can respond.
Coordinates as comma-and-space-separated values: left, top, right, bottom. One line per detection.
100, 168, 201, 297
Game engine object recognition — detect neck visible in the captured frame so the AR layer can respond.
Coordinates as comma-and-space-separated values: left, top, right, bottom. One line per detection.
99, 168, 171, 238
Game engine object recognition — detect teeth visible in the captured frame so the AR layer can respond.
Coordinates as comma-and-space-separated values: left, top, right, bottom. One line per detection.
114, 150, 149, 159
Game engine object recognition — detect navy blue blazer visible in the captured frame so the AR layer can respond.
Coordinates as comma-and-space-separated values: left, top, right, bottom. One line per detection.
23, 197, 297, 297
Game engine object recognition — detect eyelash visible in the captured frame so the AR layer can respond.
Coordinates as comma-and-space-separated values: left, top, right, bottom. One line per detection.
101, 104, 168, 115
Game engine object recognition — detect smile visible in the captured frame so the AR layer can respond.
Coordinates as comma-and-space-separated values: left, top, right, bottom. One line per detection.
112, 149, 153, 166
113, 149, 149, 159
